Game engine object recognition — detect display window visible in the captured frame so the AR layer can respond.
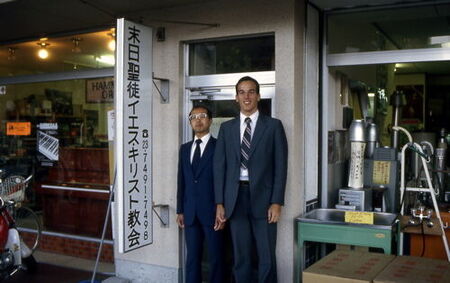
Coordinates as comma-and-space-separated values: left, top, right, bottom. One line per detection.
0, 29, 115, 262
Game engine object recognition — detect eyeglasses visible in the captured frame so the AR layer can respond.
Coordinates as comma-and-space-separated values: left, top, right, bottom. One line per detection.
189, 113, 209, 121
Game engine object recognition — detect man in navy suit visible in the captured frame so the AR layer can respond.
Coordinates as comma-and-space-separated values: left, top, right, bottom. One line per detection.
177, 105, 224, 283
214, 76, 288, 283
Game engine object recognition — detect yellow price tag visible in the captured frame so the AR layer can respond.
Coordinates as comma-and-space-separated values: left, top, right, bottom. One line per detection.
344, 211, 374, 224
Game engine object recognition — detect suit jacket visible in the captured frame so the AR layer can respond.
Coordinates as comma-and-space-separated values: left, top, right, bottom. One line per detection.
214, 114, 288, 218
177, 137, 217, 226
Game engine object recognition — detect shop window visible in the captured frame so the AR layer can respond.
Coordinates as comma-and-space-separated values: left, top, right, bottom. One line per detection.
0, 29, 115, 77
0, 78, 113, 240
188, 35, 275, 75
327, 3, 450, 53
331, 61, 450, 146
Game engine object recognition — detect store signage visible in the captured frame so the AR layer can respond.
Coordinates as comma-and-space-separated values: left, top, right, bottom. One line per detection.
86, 77, 114, 103
6, 122, 31, 136
115, 18, 153, 253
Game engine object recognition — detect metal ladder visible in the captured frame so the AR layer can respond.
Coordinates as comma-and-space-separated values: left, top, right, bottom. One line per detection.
394, 126, 450, 262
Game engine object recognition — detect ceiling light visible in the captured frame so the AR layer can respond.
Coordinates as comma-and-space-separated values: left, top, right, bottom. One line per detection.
71, 37, 82, 53
38, 48, 49, 59
96, 55, 115, 65
108, 28, 116, 51
108, 39, 116, 51
37, 40, 50, 59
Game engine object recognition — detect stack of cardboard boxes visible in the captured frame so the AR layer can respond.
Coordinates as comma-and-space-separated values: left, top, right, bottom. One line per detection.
303, 250, 450, 283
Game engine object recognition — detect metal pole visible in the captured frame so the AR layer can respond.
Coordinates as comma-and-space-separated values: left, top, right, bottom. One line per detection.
91, 170, 116, 283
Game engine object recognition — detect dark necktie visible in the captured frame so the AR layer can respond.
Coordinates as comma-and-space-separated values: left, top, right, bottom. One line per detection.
192, 139, 202, 173
241, 117, 252, 169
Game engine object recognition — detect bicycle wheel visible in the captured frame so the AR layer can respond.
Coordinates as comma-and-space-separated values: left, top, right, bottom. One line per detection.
14, 206, 42, 253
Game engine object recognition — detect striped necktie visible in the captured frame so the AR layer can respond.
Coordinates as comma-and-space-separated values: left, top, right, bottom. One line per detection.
241, 117, 252, 169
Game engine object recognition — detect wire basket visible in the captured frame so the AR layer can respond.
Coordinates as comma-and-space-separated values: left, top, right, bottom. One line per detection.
0, 175, 30, 203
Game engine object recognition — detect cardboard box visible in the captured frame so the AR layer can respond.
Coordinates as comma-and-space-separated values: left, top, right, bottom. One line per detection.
303, 250, 395, 283
373, 256, 450, 283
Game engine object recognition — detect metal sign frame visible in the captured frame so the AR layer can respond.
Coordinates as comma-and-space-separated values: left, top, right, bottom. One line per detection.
115, 18, 153, 253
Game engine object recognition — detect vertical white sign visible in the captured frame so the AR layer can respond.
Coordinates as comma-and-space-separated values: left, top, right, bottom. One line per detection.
115, 18, 153, 253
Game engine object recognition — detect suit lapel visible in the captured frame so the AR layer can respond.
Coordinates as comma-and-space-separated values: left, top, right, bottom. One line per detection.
194, 138, 215, 178
249, 115, 267, 158
231, 118, 241, 161
183, 141, 195, 178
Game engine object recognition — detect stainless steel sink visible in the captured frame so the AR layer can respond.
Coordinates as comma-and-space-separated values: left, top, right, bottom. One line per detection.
297, 208, 398, 230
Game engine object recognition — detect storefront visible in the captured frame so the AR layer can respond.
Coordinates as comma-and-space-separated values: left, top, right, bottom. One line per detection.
0, 28, 116, 267
0, 0, 449, 282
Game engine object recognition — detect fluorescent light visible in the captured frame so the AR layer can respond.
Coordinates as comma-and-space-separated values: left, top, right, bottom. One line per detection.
96, 55, 115, 65
368, 93, 375, 97
429, 35, 450, 45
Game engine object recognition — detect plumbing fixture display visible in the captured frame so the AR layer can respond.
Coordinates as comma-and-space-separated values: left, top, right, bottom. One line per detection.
390, 91, 406, 149
363, 147, 399, 213
348, 120, 366, 189
365, 123, 378, 159
336, 188, 372, 211
394, 126, 450, 261
408, 206, 434, 227
337, 119, 373, 211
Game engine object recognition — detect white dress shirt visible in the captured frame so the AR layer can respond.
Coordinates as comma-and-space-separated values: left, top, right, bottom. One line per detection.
190, 133, 211, 163
239, 111, 259, 180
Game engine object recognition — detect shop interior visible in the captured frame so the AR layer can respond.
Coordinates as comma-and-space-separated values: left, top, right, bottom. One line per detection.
300, 2, 450, 281
0, 29, 115, 264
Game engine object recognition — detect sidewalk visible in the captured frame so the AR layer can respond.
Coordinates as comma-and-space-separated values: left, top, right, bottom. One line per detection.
2, 251, 114, 283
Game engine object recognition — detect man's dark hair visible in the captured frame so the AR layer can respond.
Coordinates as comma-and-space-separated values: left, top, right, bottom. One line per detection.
235, 76, 260, 94
189, 105, 212, 119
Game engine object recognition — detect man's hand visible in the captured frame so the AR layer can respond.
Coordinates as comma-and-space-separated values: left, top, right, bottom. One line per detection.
176, 214, 185, 228
214, 204, 227, 231
268, 204, 282, 223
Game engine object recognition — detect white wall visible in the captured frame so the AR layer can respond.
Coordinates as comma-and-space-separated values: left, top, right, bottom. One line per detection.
113, 0, 307, 282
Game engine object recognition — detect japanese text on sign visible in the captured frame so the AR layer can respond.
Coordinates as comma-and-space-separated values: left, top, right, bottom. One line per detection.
116, 19, 153, 253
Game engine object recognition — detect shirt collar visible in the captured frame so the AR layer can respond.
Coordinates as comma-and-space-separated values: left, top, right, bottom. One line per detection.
240, 110, 259, 124
194, 133, 211, 144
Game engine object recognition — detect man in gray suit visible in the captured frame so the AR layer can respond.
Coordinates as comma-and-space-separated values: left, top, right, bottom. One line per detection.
214, 76, 288, 283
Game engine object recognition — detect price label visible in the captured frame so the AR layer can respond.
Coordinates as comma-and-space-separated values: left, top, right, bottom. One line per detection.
345, 211, 374, 224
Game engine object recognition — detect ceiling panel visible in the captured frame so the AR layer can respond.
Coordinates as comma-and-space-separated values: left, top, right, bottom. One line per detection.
0, 0, 210, 43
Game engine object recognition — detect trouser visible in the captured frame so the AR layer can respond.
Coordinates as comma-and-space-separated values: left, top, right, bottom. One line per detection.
229, 183, 277, 283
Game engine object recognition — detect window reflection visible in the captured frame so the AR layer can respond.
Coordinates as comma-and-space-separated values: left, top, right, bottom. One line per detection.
328, 3, 450, 53
1, 78, 112, 239
189, 35, 275, 75
0, 29, 115, 77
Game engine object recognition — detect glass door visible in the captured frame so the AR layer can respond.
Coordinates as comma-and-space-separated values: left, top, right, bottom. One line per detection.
186, 80, 274, 139
183, 35, 276, 282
